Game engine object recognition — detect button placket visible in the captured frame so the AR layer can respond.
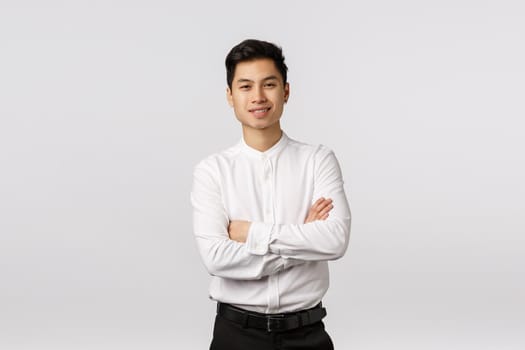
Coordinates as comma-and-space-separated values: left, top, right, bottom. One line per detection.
261, 157, 273, 222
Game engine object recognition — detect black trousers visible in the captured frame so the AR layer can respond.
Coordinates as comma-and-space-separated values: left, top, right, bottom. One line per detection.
210, 314, 335, 350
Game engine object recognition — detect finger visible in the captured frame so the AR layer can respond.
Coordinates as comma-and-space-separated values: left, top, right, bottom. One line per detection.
314, 198, 332, 213
305, 204, 323, 223
305, 198, 332, 223
311, 197, 326, 209
318, 204, 334, 217
314, 205, 333, 220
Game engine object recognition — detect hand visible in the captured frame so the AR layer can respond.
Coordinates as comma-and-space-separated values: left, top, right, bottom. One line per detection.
228, 220, 251, 243
304, 197, 333, 223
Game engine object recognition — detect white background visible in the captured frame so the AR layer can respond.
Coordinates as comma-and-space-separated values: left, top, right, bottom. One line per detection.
1, 0, 524, 349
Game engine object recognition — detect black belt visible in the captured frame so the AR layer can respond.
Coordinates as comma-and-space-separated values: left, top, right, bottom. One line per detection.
216, 302, 327, 332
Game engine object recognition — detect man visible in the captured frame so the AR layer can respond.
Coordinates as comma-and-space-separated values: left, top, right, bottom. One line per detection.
191, 39, 351, 350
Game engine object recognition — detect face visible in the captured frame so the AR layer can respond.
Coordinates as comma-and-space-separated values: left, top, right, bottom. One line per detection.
227, 58, 290, 133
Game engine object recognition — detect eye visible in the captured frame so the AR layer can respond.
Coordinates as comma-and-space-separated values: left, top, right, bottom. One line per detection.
264, 83, 276, 88
239, 85, 251, 90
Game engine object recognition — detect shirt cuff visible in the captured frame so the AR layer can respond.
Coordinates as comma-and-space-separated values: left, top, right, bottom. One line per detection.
246, 222, 273, 255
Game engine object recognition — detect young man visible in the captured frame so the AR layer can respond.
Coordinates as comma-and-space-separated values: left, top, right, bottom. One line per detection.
191, 39, 351, 350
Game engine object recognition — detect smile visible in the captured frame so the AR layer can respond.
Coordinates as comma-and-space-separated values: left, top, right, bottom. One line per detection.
249, 107, 271, 117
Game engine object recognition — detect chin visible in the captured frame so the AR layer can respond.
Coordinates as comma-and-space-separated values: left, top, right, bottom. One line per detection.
248, 123, 269, 130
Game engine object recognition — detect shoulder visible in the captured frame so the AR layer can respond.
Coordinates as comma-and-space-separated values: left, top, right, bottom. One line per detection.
286, 135, 337, 161
285, 136, 343, 181
193, 142, 241, 176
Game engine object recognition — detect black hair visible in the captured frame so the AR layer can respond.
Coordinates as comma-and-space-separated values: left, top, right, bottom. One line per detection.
225, 39, 288, 89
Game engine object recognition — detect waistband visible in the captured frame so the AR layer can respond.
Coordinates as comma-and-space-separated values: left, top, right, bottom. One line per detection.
216, 302, 327, 332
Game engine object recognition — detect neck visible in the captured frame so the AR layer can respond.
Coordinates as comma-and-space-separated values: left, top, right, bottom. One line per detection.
242, 123, 283, 152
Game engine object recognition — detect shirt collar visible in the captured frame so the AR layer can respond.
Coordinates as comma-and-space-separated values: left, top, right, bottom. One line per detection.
238, 131, 289, 159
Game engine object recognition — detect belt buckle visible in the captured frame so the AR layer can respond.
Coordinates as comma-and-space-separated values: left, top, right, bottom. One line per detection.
266, 316, 285, 332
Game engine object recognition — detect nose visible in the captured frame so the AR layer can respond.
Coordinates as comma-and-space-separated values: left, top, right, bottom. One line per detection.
251, 86, 267, 103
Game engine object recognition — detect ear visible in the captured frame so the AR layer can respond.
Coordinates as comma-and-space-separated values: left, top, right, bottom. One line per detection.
284, 82, 290, 103
226, 87, 234, 107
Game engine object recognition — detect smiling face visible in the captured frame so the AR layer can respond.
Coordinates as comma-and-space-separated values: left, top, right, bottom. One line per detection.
227, 58, 290, 134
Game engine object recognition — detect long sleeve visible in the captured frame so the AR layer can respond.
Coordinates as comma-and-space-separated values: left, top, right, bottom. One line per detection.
191, 159, 302, 280
246, 148, 351, 261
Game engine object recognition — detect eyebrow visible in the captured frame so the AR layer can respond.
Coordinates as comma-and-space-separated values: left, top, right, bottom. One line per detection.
235, 75, 280, 84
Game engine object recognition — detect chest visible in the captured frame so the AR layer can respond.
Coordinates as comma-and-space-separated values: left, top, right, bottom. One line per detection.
219, 154, 315, 224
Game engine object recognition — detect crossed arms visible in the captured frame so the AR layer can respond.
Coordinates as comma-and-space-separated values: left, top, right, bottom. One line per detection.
228, 197, 334, 242
191, 148, 351, 280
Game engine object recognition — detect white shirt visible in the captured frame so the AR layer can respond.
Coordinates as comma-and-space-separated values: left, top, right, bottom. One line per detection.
191, 132, 351, 313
